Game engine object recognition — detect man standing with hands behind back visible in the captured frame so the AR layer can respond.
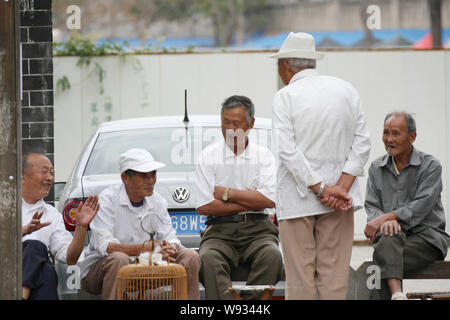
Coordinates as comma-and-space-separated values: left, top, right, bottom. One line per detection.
271, 32, 371, 299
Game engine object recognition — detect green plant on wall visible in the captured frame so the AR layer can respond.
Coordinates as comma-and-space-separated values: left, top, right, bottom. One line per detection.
54, 32, 196, 130
53, 32, 131, 95
53, 32, 131, 61
56, 75, 71, 93
53, 31, 195, 95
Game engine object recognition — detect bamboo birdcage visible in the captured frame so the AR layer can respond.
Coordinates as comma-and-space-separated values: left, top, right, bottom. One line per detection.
116, 218, 187, 300
116, 238, 187, 300
117, 263, 187, 300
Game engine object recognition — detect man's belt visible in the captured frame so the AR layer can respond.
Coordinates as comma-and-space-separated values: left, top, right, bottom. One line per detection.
205, 212, 268, 226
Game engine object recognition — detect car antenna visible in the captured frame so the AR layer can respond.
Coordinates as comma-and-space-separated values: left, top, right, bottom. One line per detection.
183, 89, 189, 147
183, 89, 190, 124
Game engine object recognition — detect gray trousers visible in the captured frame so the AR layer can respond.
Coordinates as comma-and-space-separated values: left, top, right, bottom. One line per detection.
370, 231, 442, 299
199, 219, 283, 300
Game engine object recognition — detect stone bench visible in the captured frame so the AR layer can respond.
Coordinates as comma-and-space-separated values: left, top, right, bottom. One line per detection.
233, 259, 450, 300
347, 260, 450, 300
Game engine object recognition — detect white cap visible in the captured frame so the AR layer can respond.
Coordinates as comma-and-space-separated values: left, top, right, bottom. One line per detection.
119, 148, 166, 174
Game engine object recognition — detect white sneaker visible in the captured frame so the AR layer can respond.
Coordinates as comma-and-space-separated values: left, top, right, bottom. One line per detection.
391, 292, 407, 300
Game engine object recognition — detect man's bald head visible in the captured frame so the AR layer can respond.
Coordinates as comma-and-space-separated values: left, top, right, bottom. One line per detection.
22, 153, 54, 204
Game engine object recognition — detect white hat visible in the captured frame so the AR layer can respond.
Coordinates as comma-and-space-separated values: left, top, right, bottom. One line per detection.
269, 32, 324, 60
119, 148, 165, 174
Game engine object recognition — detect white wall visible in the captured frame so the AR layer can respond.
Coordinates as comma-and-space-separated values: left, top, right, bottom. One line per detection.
53, 50, 450, 239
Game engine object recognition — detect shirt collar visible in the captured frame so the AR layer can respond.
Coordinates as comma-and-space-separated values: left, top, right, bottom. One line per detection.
223, 139, 255, 160
22, 197, 46, 210
289, 68, 319, 85
119, 184, 153, 214
377, 145, 421, 168
409, 146, 421, 166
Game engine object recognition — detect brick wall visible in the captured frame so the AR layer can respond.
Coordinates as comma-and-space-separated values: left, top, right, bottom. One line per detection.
20, 0, 54, 201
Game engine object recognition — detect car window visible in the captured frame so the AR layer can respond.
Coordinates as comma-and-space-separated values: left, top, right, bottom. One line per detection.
83, 126, 271, 175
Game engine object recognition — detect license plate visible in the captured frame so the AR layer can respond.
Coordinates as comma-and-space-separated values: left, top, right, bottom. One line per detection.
169, 211, 207, 234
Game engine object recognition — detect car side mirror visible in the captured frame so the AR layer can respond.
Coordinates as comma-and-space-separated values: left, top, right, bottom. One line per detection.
53, 182, 66, 202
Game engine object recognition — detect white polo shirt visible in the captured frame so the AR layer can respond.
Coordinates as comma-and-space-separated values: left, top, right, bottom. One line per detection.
81, 184, 181, 279
195, 139, 277, 216
22, 198, 73, 263
272, 68, 371, 220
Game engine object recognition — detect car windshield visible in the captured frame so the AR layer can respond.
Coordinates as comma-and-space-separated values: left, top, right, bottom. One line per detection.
83, 126, 271, 175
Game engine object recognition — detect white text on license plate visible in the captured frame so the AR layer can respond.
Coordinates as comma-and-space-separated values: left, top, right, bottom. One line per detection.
170, 212, 207, 234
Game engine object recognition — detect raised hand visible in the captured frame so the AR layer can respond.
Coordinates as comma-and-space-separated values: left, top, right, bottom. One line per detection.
23, 211, 51, 236
75, 195, 100, 228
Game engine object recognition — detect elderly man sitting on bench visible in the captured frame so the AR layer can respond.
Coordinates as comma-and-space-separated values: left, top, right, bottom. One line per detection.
364, 112, 450, 300
195, 95, 283, 300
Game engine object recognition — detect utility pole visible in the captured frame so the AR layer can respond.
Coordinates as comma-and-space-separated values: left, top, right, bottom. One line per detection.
428, 0, 443, 48
0, 0, 22, 300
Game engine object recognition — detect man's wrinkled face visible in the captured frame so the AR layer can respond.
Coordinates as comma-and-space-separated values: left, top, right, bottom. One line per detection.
22, 154, 54, 202
382, 115, 416, 158
122, 170, 157, 201
221, 107, 254, 152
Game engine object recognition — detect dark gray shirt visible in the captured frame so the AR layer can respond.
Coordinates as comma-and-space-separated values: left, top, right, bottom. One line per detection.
365, 147, 450, 259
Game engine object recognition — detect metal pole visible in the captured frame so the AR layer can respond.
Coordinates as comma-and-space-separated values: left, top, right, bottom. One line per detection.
0, 0, 22, 300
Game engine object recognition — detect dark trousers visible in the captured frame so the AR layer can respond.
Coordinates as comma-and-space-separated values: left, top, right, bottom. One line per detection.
22, 240, 59, 300
370, 231, 442, 300
199, 220, 283, 300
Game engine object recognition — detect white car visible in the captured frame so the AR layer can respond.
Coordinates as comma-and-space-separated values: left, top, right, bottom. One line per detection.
55, 115, 284, 299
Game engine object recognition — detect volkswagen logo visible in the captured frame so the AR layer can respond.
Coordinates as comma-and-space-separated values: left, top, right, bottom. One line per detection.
172, 186, 190, 203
